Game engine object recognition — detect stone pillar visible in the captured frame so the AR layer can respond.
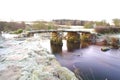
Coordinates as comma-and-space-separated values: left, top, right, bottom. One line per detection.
67, 41, 80, 52
50, 43, 62, 54
80, 32, 91, 42
66, 32, 80, 51
80, 32, 91, 48
66, 32, 80, 43
50, 31, 63, 45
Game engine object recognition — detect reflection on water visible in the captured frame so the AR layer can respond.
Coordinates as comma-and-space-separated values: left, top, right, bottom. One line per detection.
80, 41, 90, 48
41, 40, 120, 80
50, 40, 89, 53
67, 41, 80, 52
56, 46, 120, 80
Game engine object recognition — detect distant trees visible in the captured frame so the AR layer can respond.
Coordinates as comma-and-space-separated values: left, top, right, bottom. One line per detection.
112, 18, 120, 27
95, 26, 120, 34
94, 19, 120, 34
53, 19, 85, 26
0, 21, 25, 32
32, 21, 46, 30
0, 22, 6, 31
53, 19, 110, 28
84, 20, 110, 29
95, 20, 110, 26
47, 22, 57, 30
84, 21, 94, 28
1, 18, 120, 33
31, 21, 58, 30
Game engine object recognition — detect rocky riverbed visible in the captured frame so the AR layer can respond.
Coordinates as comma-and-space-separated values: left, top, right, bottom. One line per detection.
0, 35, 79, 80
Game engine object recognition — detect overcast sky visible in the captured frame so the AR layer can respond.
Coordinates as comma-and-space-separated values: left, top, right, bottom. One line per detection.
0, 0, 120, 23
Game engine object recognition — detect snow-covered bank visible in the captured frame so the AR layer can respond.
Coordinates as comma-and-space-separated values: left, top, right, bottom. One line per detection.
0, 36, 79, 80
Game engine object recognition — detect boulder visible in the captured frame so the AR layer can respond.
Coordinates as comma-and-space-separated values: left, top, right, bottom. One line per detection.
55, 67, 79, 80
101, 47, 110, 52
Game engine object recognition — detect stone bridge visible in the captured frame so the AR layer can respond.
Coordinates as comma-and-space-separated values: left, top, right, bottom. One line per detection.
28, 29, 91, 34
27, 29, 96, 45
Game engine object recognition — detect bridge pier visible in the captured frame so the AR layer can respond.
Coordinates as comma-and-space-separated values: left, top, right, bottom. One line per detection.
51, 43, 62, 54
66, 32, 80, 43
67, 41, 80, 52
65, 32, 80, 51
50, 31, 63, 45
80, 33, 91, 42
80, 33, 91, 48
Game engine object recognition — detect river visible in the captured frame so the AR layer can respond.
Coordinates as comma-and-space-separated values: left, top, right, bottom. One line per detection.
1, 33, 120, 80
40, 39, 120, 80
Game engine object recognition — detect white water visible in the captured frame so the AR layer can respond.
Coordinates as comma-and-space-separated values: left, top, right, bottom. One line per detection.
2, 33, 18, 39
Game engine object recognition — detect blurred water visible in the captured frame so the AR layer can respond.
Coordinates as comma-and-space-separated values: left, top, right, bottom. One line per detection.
41, 40, 120, 80
56, 46, 120, 80
2, 33, 18, 39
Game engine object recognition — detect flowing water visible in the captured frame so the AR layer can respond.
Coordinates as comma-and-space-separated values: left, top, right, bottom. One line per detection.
1, 33, 120, 80
41, 39, 120, 80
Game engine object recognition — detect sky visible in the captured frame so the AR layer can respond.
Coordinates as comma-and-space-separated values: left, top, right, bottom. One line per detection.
0, 0, 120, 23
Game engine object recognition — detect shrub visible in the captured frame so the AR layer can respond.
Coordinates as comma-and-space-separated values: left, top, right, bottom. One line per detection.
95, 26, 120, 34
17, 29, 23, 33
11, 29, 23, 34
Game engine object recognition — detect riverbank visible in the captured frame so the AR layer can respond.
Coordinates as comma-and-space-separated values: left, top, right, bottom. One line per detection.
0, 35, 79, 80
